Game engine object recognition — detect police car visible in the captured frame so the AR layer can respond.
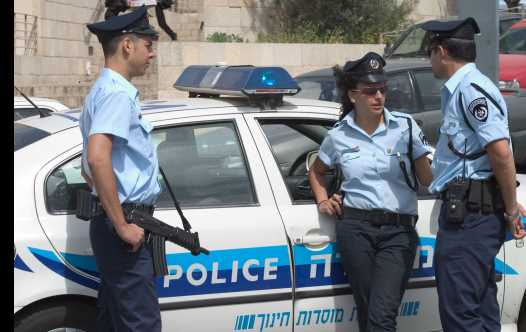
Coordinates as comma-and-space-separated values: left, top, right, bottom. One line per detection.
14, 65, 526, 332
14, 96, 70, 121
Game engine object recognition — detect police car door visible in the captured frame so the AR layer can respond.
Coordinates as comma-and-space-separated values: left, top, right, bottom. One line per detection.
149, 112, 293, 331
32, 112, 294, 331
244, 110, 443, 332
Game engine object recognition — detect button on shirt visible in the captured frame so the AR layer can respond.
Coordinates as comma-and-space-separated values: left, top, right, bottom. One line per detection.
79, 68, 161, 205
429, 63, 510, 193
319, 109, 431, 215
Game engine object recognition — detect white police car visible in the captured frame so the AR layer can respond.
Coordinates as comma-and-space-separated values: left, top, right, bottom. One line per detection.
14, 96, 70, 121
14, 65, 526, 332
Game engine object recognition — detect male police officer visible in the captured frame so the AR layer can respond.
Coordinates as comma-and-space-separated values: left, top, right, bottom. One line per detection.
423, 17, 526, 331
80, 6, 162, 331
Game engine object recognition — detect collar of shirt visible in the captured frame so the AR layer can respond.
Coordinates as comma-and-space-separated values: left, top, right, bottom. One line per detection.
443, 62, 476, 95
100, 68, 140, 101
343, 108, 402, 137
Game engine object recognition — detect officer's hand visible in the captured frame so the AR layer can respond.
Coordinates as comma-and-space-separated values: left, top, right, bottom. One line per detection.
115, 223, 145, 252
506, 203, 526, 240
318, 197, 342, 217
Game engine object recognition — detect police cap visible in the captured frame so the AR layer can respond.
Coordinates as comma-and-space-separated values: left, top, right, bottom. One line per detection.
342, 52, 386, 83
421, 17, 480, 41
87, 6, 159, 44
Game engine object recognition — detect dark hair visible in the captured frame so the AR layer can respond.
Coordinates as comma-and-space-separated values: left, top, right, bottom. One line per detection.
332, 65, 359, 121
101, 33, 139, 57
432, 37, 476, 62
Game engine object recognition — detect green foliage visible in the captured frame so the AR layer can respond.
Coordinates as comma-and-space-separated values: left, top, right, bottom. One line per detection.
206, 32, 244, 43
260, 0, 415, 44
257, 22, 346, 43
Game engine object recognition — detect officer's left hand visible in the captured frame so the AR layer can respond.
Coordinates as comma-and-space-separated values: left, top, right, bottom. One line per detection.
507, 203, 526, 240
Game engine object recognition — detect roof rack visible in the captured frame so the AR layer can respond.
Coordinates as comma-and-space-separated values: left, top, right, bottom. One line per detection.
173, 65, 301, 110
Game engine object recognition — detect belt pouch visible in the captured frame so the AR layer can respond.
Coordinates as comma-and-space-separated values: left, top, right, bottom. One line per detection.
446, 181, 468, 224
481, 181, 494, 214
75, 189, 96, 221
466, 180, 481, 212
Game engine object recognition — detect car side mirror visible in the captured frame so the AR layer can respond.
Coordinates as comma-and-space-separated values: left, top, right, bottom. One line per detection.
305, 150, 319, 172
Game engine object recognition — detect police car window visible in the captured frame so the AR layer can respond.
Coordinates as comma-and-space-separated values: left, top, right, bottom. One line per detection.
259, 119, 334, 203
14, 123, 51, 151
413, 70, 443, 112
385, 72, 415, 113
46, 156, 90, 213
154, 122, 257, 208
14, 107, 53, 121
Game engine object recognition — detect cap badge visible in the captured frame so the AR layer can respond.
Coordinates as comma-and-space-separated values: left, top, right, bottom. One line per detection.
369, 59, 380, 70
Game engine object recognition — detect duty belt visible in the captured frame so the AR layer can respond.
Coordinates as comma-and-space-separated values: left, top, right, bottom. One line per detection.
440, 178, 504, 214
92, 196, 155, 216
343, 207, 418, 227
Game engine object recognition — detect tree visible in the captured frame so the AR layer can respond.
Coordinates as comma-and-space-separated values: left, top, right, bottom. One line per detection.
260, 0, 415, 43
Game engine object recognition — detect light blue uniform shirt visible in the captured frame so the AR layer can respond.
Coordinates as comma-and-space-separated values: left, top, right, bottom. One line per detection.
429, 63, 510, 193
79, 68, 161, 205
319, 109, 431, 215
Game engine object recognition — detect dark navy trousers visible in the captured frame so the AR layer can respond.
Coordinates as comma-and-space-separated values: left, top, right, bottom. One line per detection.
90, 214, 162, 332
435, 204, 505, 332
336, 218, 418, 332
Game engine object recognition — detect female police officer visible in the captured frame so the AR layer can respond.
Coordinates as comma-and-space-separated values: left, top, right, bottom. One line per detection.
308, 52, 433, 332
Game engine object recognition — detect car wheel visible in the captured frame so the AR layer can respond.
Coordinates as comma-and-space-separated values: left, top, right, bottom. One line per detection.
14, 300, 97, 332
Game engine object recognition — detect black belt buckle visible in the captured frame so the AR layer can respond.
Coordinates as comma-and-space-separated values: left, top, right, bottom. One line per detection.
369, 210, 392, 226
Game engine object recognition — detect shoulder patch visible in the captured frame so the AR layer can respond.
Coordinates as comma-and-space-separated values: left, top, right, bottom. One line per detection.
467, 97, 488, 122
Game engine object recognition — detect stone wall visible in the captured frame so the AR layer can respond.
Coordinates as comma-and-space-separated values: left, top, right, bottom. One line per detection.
14, 0, 159, 107
156, 42, 384, 99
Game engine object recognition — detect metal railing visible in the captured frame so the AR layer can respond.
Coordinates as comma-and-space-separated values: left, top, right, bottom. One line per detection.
14, 12, 38, 56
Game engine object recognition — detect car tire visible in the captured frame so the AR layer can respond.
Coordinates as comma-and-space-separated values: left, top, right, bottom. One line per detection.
14, 299, 97, 332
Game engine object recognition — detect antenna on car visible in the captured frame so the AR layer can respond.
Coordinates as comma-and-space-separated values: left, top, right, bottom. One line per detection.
14, 86, 52, 118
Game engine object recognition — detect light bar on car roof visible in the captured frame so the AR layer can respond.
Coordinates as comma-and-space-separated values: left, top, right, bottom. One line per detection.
173, 65, 301, 97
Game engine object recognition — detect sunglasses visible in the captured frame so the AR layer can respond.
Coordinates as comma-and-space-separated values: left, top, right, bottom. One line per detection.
351, 86, 388, 96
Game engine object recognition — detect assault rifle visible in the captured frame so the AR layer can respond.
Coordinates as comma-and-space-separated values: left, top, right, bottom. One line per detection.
76, 166, 209, 276
123, 206, 209, 276
128, 166, 209, 276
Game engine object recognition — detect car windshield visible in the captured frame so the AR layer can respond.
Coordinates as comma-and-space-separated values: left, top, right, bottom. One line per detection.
14, 123, 51, 151
295, 78, 339, 102
387, 26, 428, 58
499, 27, 526, 54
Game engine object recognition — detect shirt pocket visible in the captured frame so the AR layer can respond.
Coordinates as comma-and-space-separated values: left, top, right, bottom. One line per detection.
384, 141, 409, 175
440, 118, 467, 150
339, 151, 362, 179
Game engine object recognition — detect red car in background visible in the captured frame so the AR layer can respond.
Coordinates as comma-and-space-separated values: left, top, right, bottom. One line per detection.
499, 19, 526, 92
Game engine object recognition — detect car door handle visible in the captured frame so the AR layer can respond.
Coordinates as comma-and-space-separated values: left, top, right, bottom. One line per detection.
294, 235, 331, 245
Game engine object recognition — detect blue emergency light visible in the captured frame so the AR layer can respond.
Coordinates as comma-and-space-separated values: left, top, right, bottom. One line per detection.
174, 65, 301, 97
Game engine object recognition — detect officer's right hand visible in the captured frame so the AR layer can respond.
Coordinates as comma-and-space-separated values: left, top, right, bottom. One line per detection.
115, 223, 145, 252
318, 195, 342, 217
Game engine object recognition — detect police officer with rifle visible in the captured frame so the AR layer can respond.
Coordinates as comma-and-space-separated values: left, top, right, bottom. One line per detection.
79, 7, 206, 332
